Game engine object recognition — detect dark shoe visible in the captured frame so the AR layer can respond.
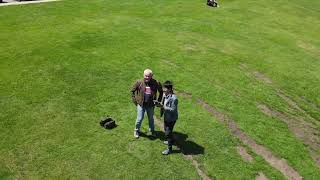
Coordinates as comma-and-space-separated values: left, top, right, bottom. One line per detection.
150, 131, 156, 137
162, 149, 172, 155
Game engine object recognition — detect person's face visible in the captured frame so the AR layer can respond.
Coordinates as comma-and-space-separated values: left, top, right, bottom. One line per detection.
163, 87, 170, 95
144, 73, 152, 82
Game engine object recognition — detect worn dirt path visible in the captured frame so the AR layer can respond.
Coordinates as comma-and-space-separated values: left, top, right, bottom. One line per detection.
153, 116, 211, 180
177, 91, 302, 180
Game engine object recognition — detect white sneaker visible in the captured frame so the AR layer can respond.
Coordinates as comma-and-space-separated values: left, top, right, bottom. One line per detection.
162, 149, 172, 155
134, 131, 139, 138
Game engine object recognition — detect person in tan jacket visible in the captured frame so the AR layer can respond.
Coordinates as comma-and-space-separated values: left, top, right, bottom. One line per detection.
131, 69, 163, 138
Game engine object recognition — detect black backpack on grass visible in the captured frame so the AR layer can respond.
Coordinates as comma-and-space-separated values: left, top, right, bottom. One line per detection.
207, 0, 218, 7
100, 117, 116, 129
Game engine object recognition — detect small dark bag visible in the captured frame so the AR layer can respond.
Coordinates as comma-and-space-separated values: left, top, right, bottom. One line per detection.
207, 0, 218, 7
100, 117, 116, 129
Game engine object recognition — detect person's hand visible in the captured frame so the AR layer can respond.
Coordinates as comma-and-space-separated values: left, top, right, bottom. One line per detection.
133, 100, 138, 106
153, 100, 162, 107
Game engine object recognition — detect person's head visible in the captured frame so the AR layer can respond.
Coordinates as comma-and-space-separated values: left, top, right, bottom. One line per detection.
163, 80, 173, 95
143, 69, 153, 83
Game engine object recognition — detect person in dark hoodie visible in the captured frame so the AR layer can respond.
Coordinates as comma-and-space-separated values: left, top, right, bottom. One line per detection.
160, 81, 178, 155
131, 69, 163, 138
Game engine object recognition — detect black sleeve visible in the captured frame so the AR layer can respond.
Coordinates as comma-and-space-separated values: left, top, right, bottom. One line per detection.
157, 81, 163, 102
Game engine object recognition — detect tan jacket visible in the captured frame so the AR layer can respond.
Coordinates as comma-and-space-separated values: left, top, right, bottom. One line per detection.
131, 79, 163, 107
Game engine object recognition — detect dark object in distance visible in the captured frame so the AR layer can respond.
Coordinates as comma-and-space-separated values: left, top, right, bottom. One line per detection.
100, 117, 117, 129
207, 0, 218, 7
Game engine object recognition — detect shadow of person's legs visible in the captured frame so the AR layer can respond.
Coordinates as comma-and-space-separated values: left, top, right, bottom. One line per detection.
138, 131, 204, 155
173, 132, 205, 155
154, 130, 166, 141
138, 132, 154, 140
138, 131, 163, 141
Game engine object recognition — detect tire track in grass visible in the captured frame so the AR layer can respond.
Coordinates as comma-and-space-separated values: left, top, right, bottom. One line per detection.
258, 104, 320, 166
239, 63, 320, 165
256, 172, 268, 180
239, 63, 319, 126
236, 146, 269, 180
297, 40, 320, 60
153, 116, 211, 180
177, 91, 302, 180
237, 146, 253, 162
300, 96, 320, 111
161, 60, 301, 178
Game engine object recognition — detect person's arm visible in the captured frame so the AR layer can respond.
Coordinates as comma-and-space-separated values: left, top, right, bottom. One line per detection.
130, 81, 140, 105
163, 97, 178, 112
156, 81, 163, 103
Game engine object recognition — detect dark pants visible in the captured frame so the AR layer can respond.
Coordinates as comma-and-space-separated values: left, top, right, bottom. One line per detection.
164, 120, 176, 150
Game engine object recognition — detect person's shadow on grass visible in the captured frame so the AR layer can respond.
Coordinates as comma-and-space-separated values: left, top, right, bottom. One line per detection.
139, 131, 204, 155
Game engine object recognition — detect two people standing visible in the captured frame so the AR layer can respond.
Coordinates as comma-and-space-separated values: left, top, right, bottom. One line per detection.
130, 69, 178, 155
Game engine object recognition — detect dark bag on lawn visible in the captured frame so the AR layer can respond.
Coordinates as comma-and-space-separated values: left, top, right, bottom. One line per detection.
207, 0, 218, 7
100, 117, 116, 129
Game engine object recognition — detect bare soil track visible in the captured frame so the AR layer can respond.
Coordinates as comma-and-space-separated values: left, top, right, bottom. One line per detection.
239, 63, 320, 166
177, 91, 302, 180
154, 117, 211, 180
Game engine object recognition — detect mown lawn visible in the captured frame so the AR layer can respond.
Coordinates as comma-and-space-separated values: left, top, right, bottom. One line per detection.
1, 0, 319, 179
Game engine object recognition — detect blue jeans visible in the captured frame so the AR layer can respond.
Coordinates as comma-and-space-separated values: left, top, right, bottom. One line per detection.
135, 105, 155, 132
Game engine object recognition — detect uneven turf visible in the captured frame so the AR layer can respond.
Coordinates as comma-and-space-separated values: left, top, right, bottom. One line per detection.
1, 0, 319, 179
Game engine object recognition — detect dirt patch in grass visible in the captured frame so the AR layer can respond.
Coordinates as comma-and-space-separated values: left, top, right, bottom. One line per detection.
240, 63, 320, 167
183, 44, 198, 51
300, 96, 320, 111
237, 146, 253, 162
313, 155, 320, 166
297, 40, 320, 59
252, 71, 273, 85
258, 104, 320, 166
154, 117, 211, 180
185, 155, 211, 180
256, 172, 268, 180
162, 59, 180, 68
240, 63, 318, 125
276, 90, 319, 128
178, 91, 302, 180
276, 90, 310, 116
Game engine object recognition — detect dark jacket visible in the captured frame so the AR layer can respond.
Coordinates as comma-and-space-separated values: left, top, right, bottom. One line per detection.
131, 79, 163, 107
163, 93, 178, 122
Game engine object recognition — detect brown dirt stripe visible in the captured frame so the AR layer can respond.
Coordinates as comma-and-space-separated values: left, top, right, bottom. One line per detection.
297, 40, 320, 59
240, 63, 318, 123
162, 60, 180, 68
237, 146, 253, 162
239, 64, 320, 125
256, 172, 269, 180
258, 104, 320, 166
153, 117, 211, 180
300, 96, 320, 111
276, 90, 318, 123
240, 63, 320, 166
178, 92, 303, 180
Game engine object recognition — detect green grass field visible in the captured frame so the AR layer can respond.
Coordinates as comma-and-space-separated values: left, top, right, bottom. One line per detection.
1, 0, 319, 179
